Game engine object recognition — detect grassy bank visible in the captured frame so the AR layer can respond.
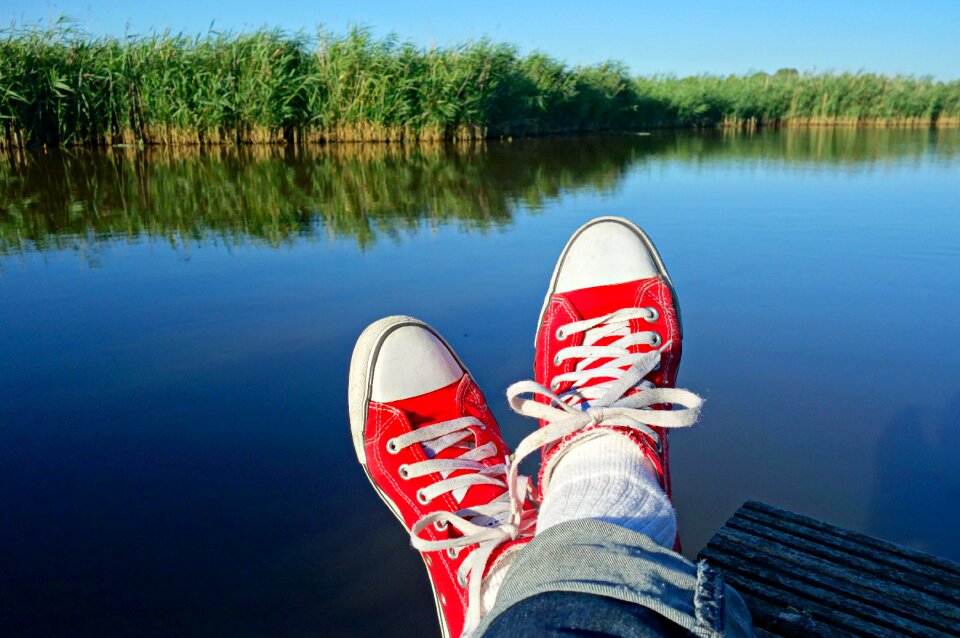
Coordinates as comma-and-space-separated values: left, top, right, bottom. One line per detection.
2, 22, 960, 148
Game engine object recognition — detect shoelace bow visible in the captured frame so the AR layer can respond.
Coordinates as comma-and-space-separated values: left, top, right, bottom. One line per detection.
389, 416, 535, 638
505, 307, 704, 519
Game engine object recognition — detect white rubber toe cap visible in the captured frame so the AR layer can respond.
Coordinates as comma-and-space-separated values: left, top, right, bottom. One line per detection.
370, 325, 464, 402
554, 218, 660, 293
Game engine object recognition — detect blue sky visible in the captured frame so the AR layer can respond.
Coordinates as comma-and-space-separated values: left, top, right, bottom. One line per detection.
4, 0, 959, 79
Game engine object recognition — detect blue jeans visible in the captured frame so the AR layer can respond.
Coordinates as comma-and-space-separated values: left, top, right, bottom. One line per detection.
475, 519, 754, 638
482, 591, 685, 637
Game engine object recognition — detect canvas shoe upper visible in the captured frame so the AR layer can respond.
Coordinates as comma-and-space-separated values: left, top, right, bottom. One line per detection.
504, 217, 703, 547
348, 316, 535, 638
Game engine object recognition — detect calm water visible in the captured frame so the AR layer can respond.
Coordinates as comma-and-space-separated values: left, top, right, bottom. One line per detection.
2, 129, 959, 637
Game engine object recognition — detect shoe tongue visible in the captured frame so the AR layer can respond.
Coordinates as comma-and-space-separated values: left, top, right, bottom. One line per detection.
561, 279, 660, 404
390, 377, 507, 508
563, 278, 653, 319
393, 378, 463, 429
392, 379, 468, 459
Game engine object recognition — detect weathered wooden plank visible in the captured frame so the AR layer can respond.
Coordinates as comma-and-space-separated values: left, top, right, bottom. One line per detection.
699, 502, 960, 638
726, 514, 960, 605
708, 530, 959, 635
706, 556, 910, 638
701, 546, 953, 638
736, 505, 960, 591
744, 501, 960, 579
734, 590, 856, 638
712, 525, 960, 629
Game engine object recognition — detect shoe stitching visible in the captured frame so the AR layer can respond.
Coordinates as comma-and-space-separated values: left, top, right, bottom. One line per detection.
369, 402, 472, 617
540, 296, 580, 391
643, 278, 679, 496
540, 279, 678, 489
369, 403, 422, 516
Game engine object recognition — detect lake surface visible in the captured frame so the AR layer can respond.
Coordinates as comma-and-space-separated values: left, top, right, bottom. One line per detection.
2, 129, 959, 637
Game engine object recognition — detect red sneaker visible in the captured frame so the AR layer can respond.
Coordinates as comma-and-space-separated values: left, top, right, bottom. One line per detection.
505, 217, 702, 550
349, 316, 535, 638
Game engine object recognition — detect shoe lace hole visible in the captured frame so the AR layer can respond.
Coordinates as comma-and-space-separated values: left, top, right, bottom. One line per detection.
650, 333, 662, 347
416, 490, 430, 505
645, 307, 660, 323
398, 465, 410, 479
386, 439, 400, 454
447, 547, 459, 559
553, 354, 562, 366
555, 328, 566, 340
457, 572, 468, 588
433, 520, 448, 532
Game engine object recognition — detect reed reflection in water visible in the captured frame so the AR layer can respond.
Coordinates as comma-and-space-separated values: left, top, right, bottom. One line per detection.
2, 127, 958, 256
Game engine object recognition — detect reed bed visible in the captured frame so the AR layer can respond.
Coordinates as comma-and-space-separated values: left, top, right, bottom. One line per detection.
2, 22, 959, 148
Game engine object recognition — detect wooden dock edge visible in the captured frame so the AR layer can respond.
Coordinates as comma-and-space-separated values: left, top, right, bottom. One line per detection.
697, 501, 960, 637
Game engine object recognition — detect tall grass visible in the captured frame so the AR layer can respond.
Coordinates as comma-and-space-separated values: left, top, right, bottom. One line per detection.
2, 21, 959, 148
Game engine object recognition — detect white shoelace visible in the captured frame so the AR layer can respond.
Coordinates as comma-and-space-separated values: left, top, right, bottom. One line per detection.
505, 307, 704, 515
390, 416, 533, 638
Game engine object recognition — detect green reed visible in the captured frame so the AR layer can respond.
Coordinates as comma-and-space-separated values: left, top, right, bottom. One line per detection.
2, 21, 960, 148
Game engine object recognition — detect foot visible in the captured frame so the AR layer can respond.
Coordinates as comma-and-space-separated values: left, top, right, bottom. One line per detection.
349, 316, 535, 638
506, 217, 702, 549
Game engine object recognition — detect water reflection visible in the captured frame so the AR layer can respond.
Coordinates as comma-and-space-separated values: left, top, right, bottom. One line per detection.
866, 396, 960, 559
2, 128, 958, 255
3, 126, 960, 637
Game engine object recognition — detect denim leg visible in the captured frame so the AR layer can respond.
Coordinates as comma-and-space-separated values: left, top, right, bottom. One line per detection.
474, 519, 753, 638
482, 591, 685, 638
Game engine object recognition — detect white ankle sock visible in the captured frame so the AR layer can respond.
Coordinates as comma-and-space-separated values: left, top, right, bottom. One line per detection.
536, 432, 677, 548
478, 544, 521, 614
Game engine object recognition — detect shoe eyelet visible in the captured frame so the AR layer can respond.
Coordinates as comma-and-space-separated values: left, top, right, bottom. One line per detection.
386, 439, 400, 454
417, 490, 430, 505
424, 555, 433, 567
447, 547, 460, 559
433, 520, 448, 532
550, 380, 560, 391
650, 333, 662, 347
457, 572, 468, 588
555, 327, 566, 340
439, 594, 447, 606
645, 307, 660, 323
398, 464, 411, 479
553, 354, 562, 366
653, 362, 661, 372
